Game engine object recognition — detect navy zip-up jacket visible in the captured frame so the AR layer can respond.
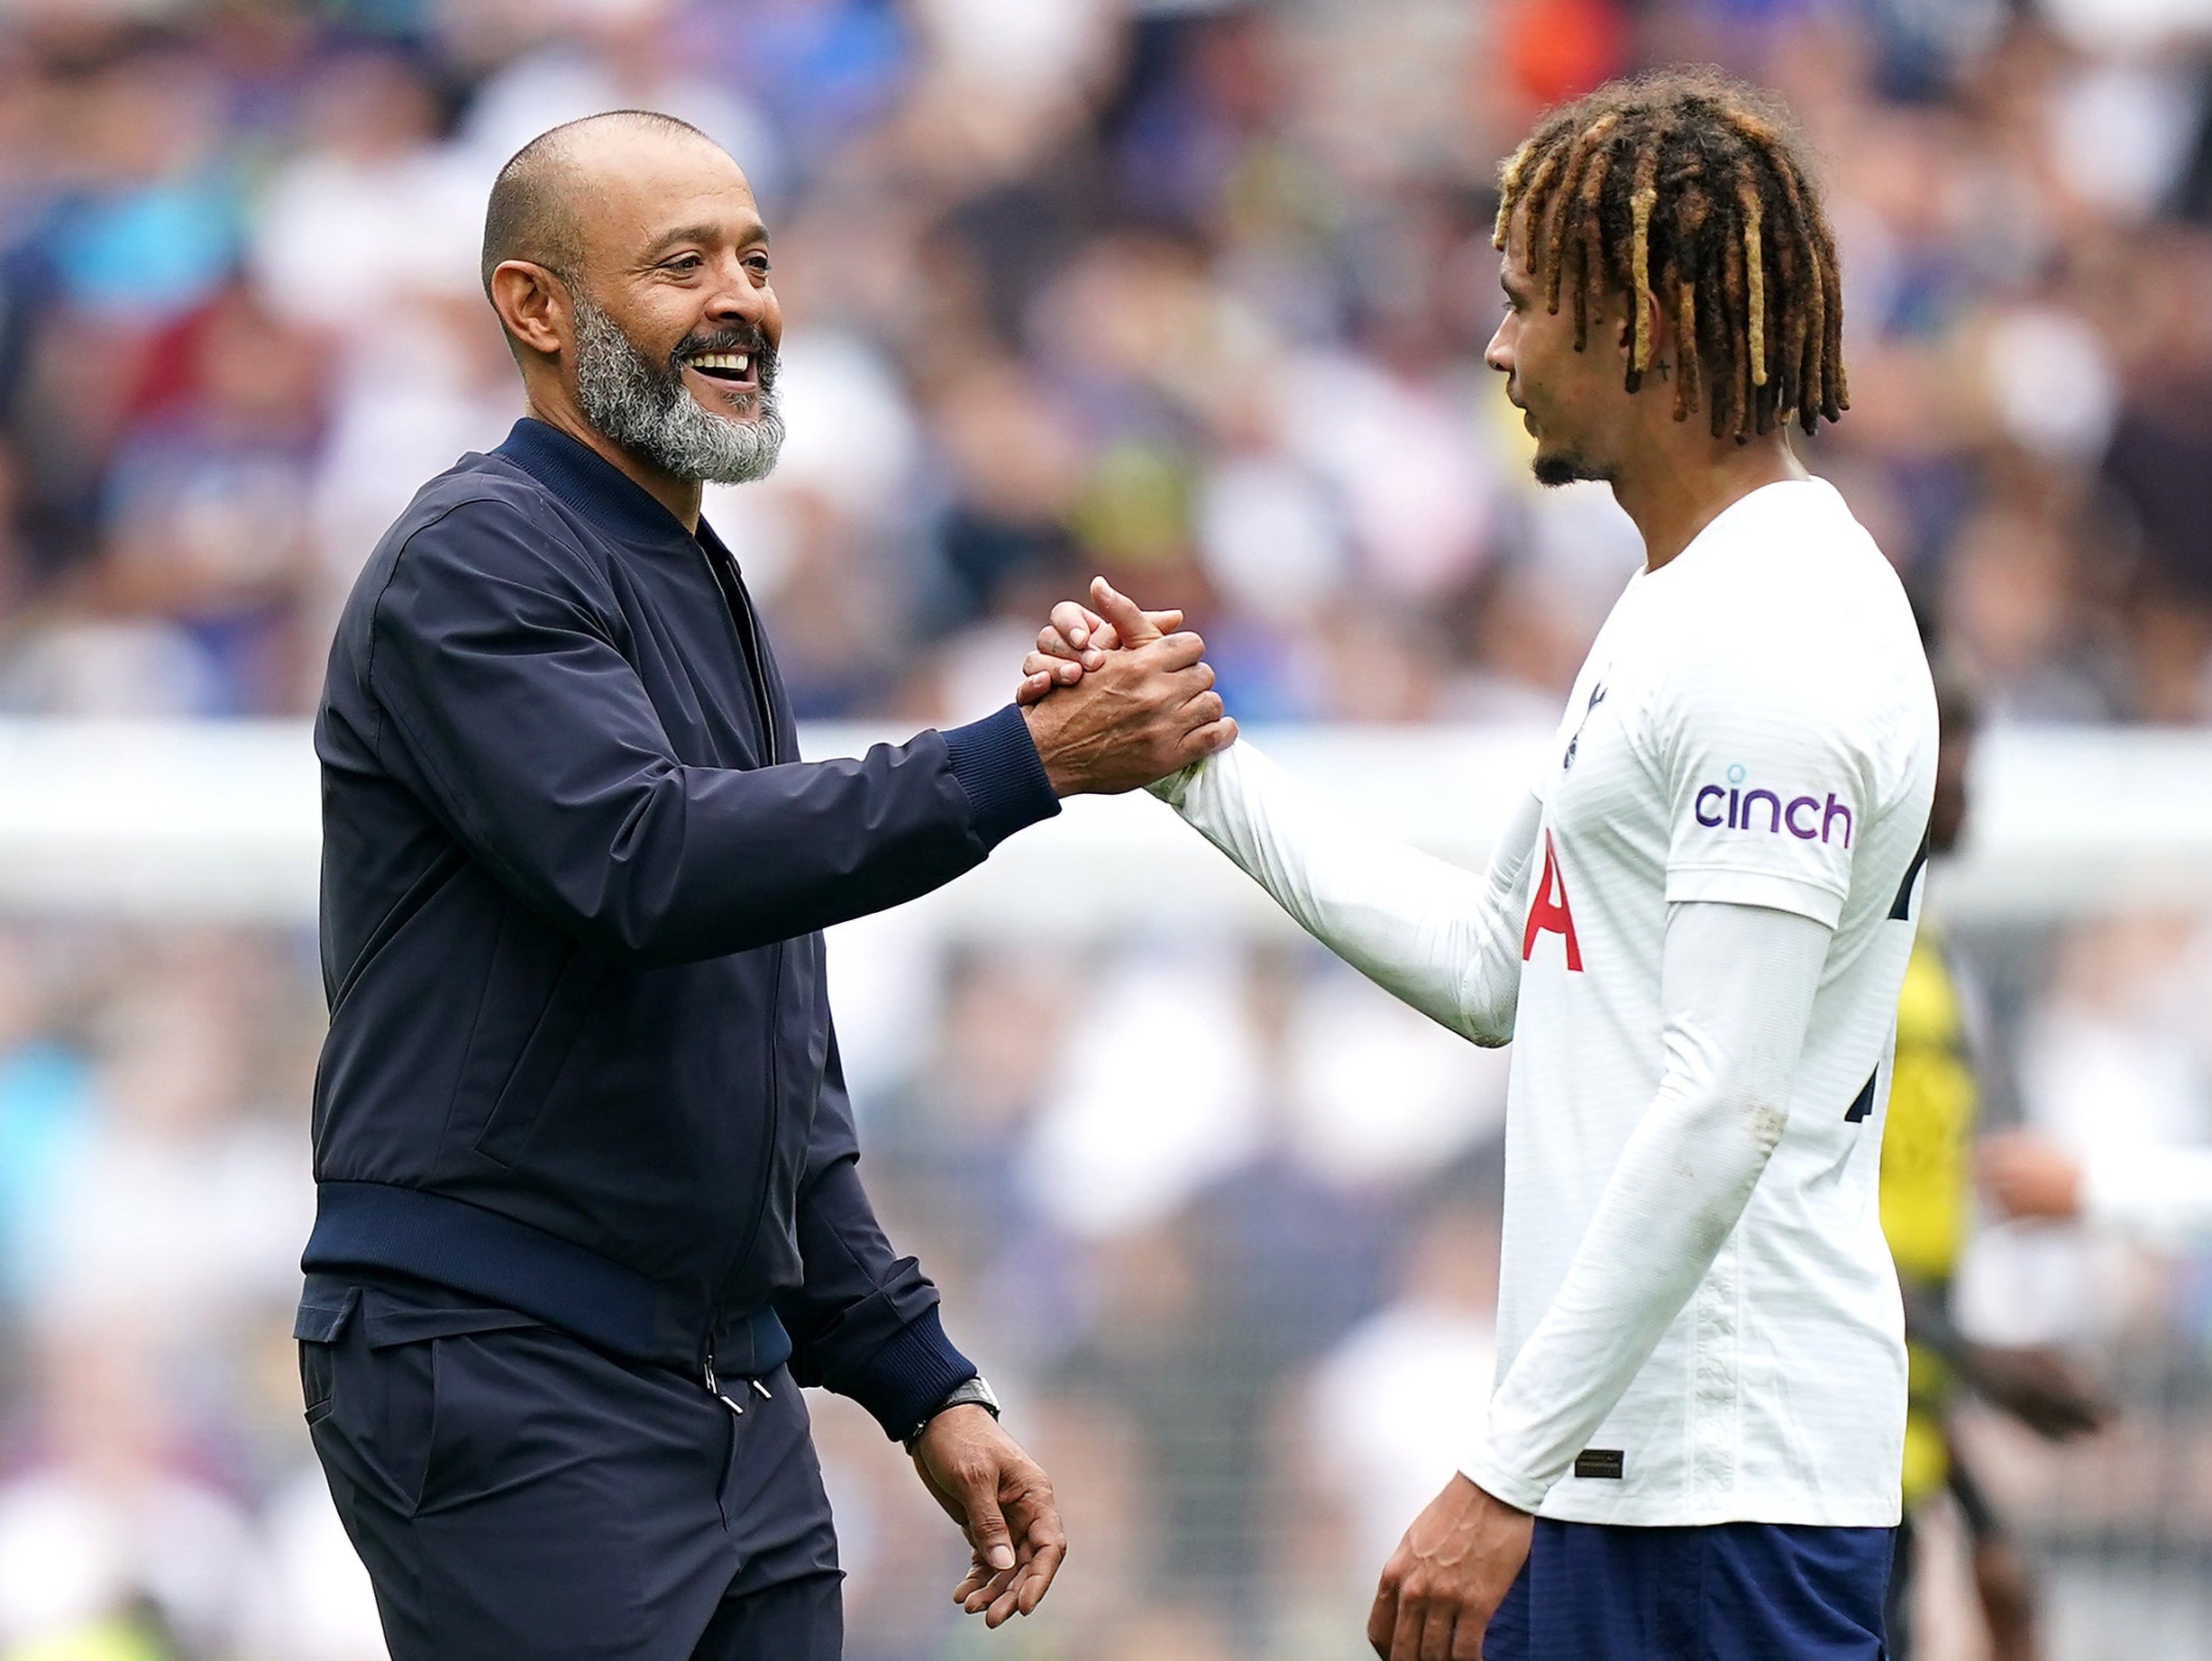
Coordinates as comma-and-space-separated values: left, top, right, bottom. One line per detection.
301, 417, 1059, 1437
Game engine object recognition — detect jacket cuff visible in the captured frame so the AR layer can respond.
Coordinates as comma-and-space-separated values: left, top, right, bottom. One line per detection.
942, 705, 1059, 851
837, 1305, 979, 1441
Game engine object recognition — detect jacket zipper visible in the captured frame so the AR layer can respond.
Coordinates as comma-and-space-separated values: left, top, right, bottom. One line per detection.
717, 945, 784, 1308
693, 536, 789, 1364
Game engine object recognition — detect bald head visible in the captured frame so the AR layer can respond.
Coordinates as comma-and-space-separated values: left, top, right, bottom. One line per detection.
480, 110, 784, 496
480, 109, 721, 297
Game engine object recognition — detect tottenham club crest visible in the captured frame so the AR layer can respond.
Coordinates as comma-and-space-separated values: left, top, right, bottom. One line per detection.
1564, 681, 1608, 771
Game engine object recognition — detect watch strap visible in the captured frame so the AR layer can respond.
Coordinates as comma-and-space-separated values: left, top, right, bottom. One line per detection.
903, 1374, 1000, 1452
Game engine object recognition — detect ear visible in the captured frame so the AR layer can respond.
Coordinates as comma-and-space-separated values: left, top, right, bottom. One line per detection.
1613, 283, 1676, 380
489, 260, 569, 359
1643, 283, 1677, 377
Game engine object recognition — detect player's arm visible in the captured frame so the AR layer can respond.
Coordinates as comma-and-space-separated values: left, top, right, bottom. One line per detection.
1461, 896, 1827, 1508
1021, 581, 1537, 1044
1152, 744, 1540, 1046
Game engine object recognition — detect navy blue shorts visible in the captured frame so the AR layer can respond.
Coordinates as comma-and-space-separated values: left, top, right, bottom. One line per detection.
1483, 1518, 1895, 1661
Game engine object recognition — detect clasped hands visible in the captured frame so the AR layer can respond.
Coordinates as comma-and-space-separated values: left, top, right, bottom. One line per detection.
1013, 578, 1238, 795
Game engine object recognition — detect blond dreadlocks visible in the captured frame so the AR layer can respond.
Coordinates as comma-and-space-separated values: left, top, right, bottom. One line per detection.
1493, 68, 1848, 442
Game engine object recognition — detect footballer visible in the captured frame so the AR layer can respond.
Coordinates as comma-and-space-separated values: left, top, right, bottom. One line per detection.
1022, 68, 1936, 1661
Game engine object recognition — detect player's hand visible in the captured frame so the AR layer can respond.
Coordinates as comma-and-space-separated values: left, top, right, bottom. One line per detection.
1014, 578, 1184, 706
1018, 581, 1234, 793
1367, 1474, 1532, 1661
1978, 1132, 2085, 1221
910, 1406, 1065, 1628
1960, 1343, 2111, 1440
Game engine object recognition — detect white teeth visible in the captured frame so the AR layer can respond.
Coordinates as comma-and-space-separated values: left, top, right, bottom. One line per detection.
690, 352, 750, 372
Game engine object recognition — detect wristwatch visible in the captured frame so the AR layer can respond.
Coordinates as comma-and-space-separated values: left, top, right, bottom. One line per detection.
904, 1374, 1001, 1452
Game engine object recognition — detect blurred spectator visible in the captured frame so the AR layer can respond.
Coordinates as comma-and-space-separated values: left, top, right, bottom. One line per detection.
0, 929, 91, 1315
1957, 914, 2212, 1349
0, 0, 2189, 723
247, 45, 478, 336
1302, 1196, 1503, 1583
250, 1465, 387, 1661
458, 1, 787, 205
89, 285, 324, 712
0, 4, 2207, 1657
19, 936, 310, 1372
0, 1325, 264, 1657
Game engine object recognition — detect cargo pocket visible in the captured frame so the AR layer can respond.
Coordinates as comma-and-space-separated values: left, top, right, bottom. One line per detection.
297, 1290, 357, 1428
307, 1311, 443, 1520
472, 943, 608, 1168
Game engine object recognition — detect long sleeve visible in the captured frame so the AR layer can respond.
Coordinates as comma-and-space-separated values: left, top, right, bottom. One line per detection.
2083, 1146, 2212, 1247
775, 1027, 978, 1438
366, 499, 1057, 965
1460, 899, 1831, 1510
1151, 744, 1541, 1045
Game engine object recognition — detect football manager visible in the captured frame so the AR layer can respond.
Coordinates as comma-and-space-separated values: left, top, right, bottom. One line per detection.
297, 109, 1233, 1661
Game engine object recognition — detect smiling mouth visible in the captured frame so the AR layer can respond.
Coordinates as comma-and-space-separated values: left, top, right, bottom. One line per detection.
684, 351, 758, 392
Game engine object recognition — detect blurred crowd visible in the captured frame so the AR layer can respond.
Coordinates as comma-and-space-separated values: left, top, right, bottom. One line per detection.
0, 0, 2209, 1659
1, 898, 2209, 1661
0, 0, 2205, 726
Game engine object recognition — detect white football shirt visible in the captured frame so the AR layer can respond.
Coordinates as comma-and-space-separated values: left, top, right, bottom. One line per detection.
1482, 476, 1935, 1525
1155, 475, 1936, 1528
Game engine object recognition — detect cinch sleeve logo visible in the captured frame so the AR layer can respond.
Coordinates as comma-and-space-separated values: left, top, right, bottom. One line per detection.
1692, 763, 1852, 846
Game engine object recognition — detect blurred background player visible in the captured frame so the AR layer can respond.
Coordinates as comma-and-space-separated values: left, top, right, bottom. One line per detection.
1878, 668, 2109, 1661
1981, 1132, 2212, 1246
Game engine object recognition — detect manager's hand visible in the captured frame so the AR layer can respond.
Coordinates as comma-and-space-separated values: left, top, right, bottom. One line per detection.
1017, 579, 1234, 793
911, 1407, 1066, 1628
1368, 1474, 1532, 1661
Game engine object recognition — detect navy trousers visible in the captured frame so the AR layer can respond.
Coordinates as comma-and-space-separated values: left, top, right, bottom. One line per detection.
1483, 1518, 1894, 1660
300, 1285, 841, 1660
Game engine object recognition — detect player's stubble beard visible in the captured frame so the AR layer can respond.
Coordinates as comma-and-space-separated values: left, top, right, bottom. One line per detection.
571, 296, 786, 485
1531, 442, 1619, 486
1512, 374, 1609, 490
1532, 449, 1608, 488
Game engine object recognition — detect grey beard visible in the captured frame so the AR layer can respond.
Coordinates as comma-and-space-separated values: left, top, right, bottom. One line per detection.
571, 297, 785, 485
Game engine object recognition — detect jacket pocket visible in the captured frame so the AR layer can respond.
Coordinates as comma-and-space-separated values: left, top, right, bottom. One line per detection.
471, 943, 608, 1169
